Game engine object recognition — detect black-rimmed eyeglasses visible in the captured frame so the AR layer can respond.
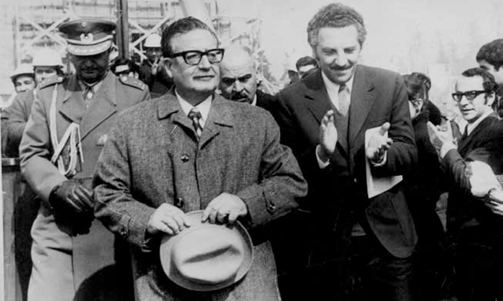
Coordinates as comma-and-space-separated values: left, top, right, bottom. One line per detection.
170, 48, 225, 66
452, 90, 487, 102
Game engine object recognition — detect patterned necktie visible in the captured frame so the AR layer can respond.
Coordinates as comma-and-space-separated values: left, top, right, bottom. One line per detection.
338, 84, 350, 116
188, 108, 203, 138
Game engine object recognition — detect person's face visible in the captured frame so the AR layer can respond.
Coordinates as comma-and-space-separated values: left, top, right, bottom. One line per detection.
478, 60, 503, 85
34, 66, 58, 84
165, 29, 220, 102
71, 51, 110, 83
14, 75, 36, 93
454, 76, 494, 123
313, 26, 362, 85
408, 98, 424, 119
219, 57, 257, 103
297, 64, 317, 79
146, 47, 162, 63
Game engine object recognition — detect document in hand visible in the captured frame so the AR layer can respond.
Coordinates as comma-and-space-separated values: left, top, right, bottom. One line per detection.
365, 126, 403, 198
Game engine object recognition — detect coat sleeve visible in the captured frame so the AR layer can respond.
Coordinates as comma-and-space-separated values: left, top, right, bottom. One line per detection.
19, 89, 66, 203
2, 93, 32, 157
93, 115, 156, 249
235, 112, 307, 228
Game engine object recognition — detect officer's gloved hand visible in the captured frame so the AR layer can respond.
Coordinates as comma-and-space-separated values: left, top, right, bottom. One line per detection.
49, 179, 94, 214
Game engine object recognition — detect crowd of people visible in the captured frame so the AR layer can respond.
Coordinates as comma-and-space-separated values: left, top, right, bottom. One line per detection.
1, 2, 503, 301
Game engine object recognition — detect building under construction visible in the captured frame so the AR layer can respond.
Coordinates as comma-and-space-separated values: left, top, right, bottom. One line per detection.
0, 0, 265, 107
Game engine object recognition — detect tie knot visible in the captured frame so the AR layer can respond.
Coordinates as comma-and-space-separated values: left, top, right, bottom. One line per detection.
339, 84, 347, 93
188, 108, 202, 120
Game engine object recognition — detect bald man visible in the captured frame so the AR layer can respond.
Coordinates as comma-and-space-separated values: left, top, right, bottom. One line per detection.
219, 44, 275, 110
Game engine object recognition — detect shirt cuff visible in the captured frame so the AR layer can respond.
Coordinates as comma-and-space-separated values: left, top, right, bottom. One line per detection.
316, 145, 330, 169
440, 142, 457, 159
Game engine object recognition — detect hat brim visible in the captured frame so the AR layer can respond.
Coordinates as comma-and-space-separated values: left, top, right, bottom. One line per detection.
67, 40, 112, 56
159, 210, 253, 292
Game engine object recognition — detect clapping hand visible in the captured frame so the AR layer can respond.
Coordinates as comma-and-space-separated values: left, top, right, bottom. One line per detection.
366, 122, 393, 163
317, 110, 338, 163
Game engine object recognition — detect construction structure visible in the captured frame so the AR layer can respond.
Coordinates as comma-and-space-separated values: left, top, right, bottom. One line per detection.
0, 0, 267, 107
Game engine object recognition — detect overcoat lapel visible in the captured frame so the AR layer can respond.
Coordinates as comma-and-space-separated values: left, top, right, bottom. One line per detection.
59, 76, 85, 124
348, 66, 376, 144
200, 95, 234, 148
80, 72, 117, 140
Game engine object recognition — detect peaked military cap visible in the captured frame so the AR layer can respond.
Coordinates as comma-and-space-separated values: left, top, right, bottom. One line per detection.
59, 19, 116, 56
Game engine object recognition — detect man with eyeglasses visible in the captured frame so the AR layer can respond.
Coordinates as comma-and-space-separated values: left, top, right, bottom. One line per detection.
428, 67, 503, 301
93, 16, 307, 301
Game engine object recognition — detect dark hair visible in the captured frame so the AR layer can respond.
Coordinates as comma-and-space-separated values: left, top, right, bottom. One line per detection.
161, 17, 218, 58
307, 3, 367, 48
296, 56, 318, 71
476, 39, 503, 71
403, 74, 426, 103
461, 67, 498, 93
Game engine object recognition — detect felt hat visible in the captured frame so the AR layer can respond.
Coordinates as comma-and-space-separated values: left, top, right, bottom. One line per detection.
159, 210, 253, 292
58, 18, 116, 56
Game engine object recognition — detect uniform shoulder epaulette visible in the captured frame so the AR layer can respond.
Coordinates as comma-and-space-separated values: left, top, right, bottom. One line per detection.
39, 75, 65, 90
119, 76, 147, 91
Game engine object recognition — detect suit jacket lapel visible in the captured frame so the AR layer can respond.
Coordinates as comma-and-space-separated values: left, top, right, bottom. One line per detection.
80, 72, 118, 140
349, 65, 375, 144
304, 70, 333, 124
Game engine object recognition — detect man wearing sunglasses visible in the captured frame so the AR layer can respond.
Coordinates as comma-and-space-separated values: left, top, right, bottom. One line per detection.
93, 16, 306, 301
428, 67, 503, 301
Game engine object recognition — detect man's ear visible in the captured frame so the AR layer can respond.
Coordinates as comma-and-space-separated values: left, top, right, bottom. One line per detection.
163, 57, 174, 78
485, 92, 496, 106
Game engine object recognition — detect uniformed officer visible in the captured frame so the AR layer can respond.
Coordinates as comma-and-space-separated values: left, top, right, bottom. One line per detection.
19, 18, 150, 301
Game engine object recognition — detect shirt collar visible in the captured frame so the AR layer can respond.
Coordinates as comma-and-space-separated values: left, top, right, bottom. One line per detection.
250, 94, 257, 106
321, 70, 354, 95
466, 109, 493, 136
175, 90, 212, 127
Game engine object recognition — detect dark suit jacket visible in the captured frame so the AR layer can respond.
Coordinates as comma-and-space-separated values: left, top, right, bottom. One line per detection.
273, 66, 418, 258
443, 114, 503, 231
256, 89, 276, 112
93, 92, 307, 300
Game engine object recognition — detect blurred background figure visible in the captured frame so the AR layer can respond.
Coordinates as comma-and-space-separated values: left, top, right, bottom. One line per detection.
410, 72, 443, 126
295, 56, 318, 79
111, 58, 140, 80
477, 38, 503, 117
403, 73, 448, 301
138, 33, 173, 97
219, 44, 275, 111
32, 48, 65, 85
11, 64, 36, 94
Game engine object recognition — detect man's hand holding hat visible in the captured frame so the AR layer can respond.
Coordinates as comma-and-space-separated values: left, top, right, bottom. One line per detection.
147, 203, 192, 235
202, 192, 248, 225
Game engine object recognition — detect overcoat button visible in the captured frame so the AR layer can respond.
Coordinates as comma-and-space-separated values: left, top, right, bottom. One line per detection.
175, 197, 184, 208
181, 154, 189, 162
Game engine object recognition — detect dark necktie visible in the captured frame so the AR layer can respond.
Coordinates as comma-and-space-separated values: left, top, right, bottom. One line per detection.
339, 84, 350, 116
461, 124, 469, 141
188, 108, 203, 138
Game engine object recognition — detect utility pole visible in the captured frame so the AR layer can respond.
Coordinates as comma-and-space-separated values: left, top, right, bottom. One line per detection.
116, 0, 129, 59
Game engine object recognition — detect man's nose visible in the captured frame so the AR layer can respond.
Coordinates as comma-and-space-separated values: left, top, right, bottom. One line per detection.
198, 55, 211, 69
232, 80, 243, 92
334, 54, 348, 67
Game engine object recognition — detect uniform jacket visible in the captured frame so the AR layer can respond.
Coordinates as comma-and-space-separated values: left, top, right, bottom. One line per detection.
273, 66, 418, 258
19, 71, 149, 290
1, 90, 35, 157
93, 91, 307, 301
443, 114, 503, 231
